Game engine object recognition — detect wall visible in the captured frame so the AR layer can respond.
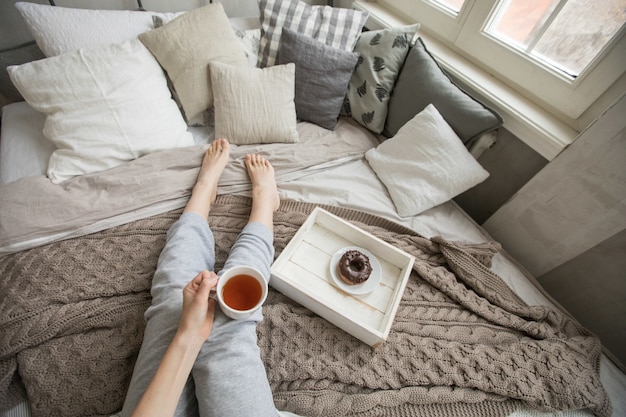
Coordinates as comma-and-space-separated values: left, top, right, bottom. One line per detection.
332, 0, 354, 7
0, 0, 327, 49
538, 229, 626, 367
454, 128, 548, 224
484, 95, 626, 276
483, 94, 626, 367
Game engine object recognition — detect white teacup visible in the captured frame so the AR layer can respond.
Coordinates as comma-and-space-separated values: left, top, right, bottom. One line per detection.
217, 266, 268, 320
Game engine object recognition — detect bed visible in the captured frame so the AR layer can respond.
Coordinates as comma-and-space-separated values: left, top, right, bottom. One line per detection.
0, 1, 624, 417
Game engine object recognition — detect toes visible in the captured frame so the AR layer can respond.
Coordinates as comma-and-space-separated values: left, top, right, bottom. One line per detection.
245, 153, 259, 166
218, 138, 229, 152
210, 138, 229, 153
245, 153, 272, 171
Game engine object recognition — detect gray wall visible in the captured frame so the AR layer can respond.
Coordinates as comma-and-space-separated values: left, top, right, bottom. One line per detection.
0, 0, 327, 49
481, 94, 626, 369
454, 102, 625, 368
484, 95, 625, 277
454, 128, 548, 224
538, 229, 626, 367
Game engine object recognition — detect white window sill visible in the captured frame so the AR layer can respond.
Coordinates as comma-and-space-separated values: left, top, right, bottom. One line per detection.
353, 1, 578, 161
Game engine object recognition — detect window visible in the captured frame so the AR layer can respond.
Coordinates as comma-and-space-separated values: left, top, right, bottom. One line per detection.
378, 0, 626, 120
428, 0, 466, 14
486, 0, 625, 78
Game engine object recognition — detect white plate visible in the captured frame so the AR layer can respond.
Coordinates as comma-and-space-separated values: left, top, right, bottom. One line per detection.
329, 246, 381, 295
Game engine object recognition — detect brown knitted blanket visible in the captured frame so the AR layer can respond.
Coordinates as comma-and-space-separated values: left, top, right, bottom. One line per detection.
0, 196, 610, 417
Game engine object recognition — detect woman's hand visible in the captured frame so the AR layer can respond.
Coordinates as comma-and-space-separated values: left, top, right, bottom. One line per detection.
131, 271, 219, 417
179, 270, 219, 345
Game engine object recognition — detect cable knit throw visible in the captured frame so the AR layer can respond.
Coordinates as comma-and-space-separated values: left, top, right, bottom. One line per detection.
0, 196, 610, 417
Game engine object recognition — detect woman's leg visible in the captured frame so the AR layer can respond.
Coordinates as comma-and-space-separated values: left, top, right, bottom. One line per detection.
121, 140, 230, 417
193, 154, 280, 417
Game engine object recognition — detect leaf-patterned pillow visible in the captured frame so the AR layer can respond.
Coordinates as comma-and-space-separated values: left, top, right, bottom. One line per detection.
345, 24, 420, 134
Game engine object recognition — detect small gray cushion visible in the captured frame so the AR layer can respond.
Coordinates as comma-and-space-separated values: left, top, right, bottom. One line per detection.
278, 28, 359, 130
0, 41, 45, 102
384, 38, 503, 144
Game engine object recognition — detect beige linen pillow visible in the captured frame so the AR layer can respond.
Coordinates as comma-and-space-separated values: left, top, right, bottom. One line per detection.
210, 61, 299, 145
139, 3, 247, 121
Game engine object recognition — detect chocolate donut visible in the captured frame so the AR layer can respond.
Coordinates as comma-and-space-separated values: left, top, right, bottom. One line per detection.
337, 250, 372, 285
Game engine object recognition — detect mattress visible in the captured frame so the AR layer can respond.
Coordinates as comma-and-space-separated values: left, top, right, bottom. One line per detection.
0, 102, 624, 417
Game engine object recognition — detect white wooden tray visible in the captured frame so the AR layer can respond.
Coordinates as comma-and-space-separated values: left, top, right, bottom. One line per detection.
270, 207, 415, 347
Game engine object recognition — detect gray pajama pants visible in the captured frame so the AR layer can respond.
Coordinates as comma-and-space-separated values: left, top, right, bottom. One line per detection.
120, 212, 279, 417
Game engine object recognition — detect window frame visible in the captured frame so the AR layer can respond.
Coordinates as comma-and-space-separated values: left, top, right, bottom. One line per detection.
377, 0, 626, 120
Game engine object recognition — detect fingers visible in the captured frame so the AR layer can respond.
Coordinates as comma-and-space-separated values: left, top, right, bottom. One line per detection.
179, 271, 219, 340
183, 270, 218, 300
190, 270, 217, 286
197, 271, 218, 299
200, 270, 218, 285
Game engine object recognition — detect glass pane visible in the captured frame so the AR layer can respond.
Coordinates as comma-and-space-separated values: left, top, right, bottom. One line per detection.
487, 0, 626, 77
429, 0, 466, 14
488, 0, 559, 48
532, 0, 626, 76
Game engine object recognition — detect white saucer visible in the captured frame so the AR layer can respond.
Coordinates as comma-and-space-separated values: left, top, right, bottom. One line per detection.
329, 246, 381, 295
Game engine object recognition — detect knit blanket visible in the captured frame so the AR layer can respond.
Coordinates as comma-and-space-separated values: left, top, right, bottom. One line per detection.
0, 196, 610, 417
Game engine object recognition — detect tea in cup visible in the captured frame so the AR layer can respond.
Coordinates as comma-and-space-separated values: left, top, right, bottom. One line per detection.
217, 266, 268, 320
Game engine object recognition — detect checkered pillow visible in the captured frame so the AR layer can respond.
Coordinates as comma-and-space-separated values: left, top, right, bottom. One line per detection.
258, 0, 368, 68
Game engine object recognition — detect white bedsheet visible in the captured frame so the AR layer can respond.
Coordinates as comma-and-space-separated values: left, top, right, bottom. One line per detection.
0, 102, 215, 185
0, 102, 54, 184
0, 102, 623, 417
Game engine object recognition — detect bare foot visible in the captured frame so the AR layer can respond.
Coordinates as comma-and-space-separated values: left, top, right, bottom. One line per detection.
196, 138, 230, 203
183, 138, 230, 218
245, 154, 280, 231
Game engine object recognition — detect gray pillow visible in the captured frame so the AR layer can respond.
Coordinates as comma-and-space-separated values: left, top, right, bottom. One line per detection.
278, 28, 359, 130
384, 38, 503, 144
0, 41, 45, 102
344, 24, 420, 134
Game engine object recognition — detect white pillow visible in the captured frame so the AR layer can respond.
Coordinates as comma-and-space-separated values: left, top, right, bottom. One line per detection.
365, 104, 489, 217
15, 2, 181, 57
8, 39, 193, 184
210, 61, 299, 145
